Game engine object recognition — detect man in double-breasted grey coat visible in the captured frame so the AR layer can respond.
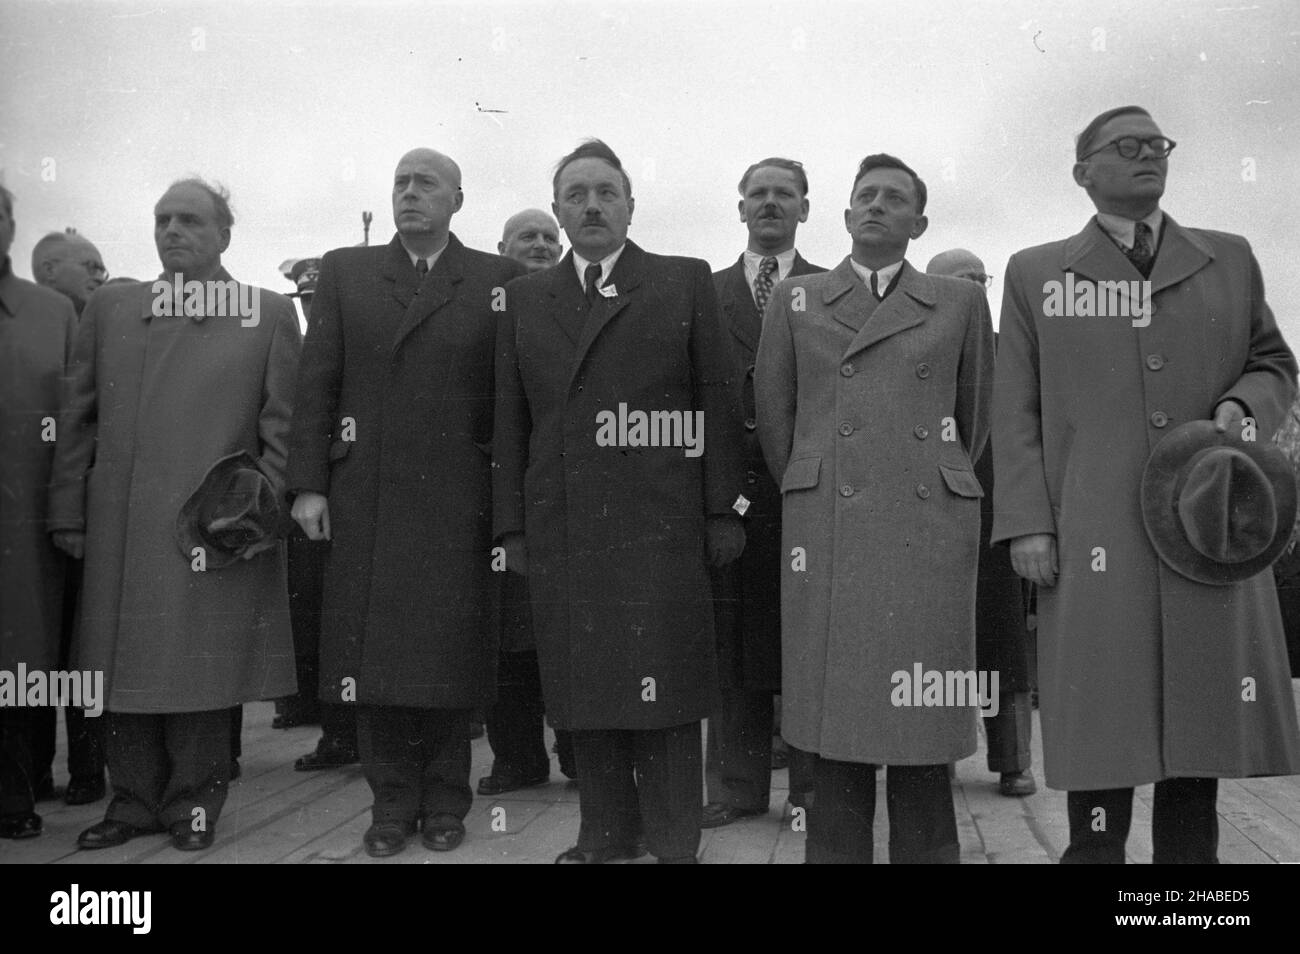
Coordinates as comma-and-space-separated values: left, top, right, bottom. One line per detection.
288, 148, 525, 858
494, 139, 747, 863
0, 185, 80, 840
756, 154, 994, 864
993, 106, 1300, 863
704, 158, 825, 828
48, 178, 301, 852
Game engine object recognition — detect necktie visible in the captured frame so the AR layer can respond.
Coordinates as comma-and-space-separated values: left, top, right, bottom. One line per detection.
584, 262, 603, 307
415, 257, 428, 278
753, 256, 778, 313
1126, 221, 1154, 278
870, 271, 882, 299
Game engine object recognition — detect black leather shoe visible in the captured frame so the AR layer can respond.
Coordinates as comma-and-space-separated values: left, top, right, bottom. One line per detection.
700, 802, 763, 829
421, 813, 466, 852
554, 842, 647, 864
65, 773, 107, 806
476, 770, 548, 796
294, 738, 359, 772
0, 812, 42, 839
999, 771, 1038, 797
363, 820, 416, 858
169, 820, 215, 851
77, 819, 163, 850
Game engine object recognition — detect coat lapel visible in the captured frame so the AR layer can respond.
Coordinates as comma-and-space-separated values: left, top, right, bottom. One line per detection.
1147, 214, 1214, 295
379, 235, 418, 311
567, 241, 644, 392
548, 250, 588, 346
718, 256, 760, 352
844, 261, 932, 357
391, 233, 462, 355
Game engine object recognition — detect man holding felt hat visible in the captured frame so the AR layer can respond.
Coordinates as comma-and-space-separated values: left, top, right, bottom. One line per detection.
992, 105, 1300, 863
47, 177, 301, 852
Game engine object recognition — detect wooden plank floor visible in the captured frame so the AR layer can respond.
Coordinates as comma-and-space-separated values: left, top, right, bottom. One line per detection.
5, 683, 1299, 864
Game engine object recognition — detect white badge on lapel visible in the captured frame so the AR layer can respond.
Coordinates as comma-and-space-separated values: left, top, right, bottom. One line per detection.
599, 283, 618, 298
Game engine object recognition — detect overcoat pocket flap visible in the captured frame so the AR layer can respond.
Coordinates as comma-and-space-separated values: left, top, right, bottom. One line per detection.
328, 439, 352, 462
938, 462, 984, 498
781, 457, 822, 492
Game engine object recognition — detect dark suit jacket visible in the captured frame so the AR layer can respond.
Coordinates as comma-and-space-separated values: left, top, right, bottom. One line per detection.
493, 241, 746, 729
287, 233, 525, 708
710, 252, 826, 692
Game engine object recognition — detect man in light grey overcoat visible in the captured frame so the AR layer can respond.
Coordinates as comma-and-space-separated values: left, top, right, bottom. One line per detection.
756, 154, 994, 863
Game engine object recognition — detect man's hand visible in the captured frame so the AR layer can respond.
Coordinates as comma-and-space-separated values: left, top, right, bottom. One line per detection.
292, 492, 331, 541
705, 515, 746, 567
502, 533, 528, 576
1009, 533, 1057, 587
51, 530, 85, 560
1213, 399, 1248, 434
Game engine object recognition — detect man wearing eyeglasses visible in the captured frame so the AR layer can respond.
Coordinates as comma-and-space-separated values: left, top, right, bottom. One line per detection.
993, 105, 1300, 862
31, 231, 106, 318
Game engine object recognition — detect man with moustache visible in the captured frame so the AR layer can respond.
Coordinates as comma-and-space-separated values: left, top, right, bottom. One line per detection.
0, 187, 81, 839
48, 178, 301, 851
31, 230, 106, 318
494, 139, 747, 863
926, 248, 1036, 798
703, 158, 825, 829
756, 155, 993, 863
27, 229, 109, 806
479, 208, 575, 795
288, 149, 524, 857
993, 106, 1300, 863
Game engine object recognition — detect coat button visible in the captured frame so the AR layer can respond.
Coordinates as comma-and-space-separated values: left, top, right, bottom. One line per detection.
916, 484, 930, 499
746, 470, 759, 485
839, 484, 854, 497
913, 424, 929, 440
1150, 410, 1168, 428
840, 363, 855, 377
916, 363, 931, 379
744, 418, 757, 431
1146, 354, 1164, 370
838, 421, 854, 436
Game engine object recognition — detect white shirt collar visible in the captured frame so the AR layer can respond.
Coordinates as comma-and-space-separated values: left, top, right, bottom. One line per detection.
1095, 208, 1164, 252
401, 237, 450, 272
573, 243, 627, 292
849, 257, 905, 294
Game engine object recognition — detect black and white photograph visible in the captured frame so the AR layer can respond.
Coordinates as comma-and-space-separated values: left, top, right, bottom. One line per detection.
1, 0, 1298, 915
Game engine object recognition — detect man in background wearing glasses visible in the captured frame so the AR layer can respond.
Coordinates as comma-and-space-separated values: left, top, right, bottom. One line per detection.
31, 230, 106, 318
992, 105, 1300, 862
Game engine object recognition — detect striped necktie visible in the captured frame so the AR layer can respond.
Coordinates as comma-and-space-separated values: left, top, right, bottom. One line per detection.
1126, 221, 1155, 278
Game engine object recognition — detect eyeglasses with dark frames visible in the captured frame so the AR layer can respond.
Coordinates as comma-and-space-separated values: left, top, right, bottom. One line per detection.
1080, 136, 1177, 161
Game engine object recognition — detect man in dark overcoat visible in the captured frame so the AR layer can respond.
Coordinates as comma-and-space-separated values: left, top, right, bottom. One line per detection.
0, 186, 80, 840
288, 148, 524, 858
48, 178, 301, 852
704, 158, 825, 828
494, 139, 747, 863
993, 106, 1300, 863
926, 248, 1036, 798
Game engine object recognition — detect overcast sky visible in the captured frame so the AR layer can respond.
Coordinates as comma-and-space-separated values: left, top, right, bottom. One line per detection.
2, 0, 1297, 335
